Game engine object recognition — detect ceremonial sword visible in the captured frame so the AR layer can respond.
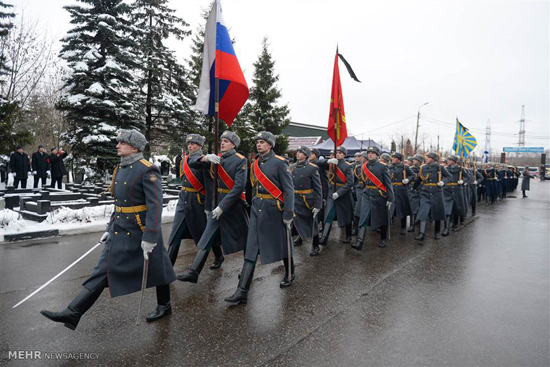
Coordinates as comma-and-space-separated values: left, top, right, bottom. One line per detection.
13, 240, 104, 309
136, 257, 149, 326
285, 222, 293, 281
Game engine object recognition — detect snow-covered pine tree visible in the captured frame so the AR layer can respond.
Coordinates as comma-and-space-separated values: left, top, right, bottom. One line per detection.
246, 37, 291, 155
0, 0, 15, 85
57, 0, 141, 179
131, 0, 195, 158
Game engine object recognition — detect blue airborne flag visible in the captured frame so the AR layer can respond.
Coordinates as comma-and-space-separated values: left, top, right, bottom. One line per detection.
453, 118, 478, 158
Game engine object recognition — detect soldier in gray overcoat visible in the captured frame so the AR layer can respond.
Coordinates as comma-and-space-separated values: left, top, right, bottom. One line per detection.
408, 154, 423, 232
352, 147, 394, 250
225, 131, 295, 305
309, 148, 328, 232
177, 131, 248, 284
388, 152, 415, 235
41, 130, 176, 330
442, 155, 467, 236
318, 146, 355, 246
465, 163, 483, 216
166, 134, 215, 266
521, 166, 531, 198
290, 146, 322, 256
352, 152, 365, 236
412, 152, 451, 241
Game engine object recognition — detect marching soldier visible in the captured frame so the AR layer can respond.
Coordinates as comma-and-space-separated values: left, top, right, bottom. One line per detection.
380, 152, 391, 165
41, 130, 176, 329
318, 146, 354, 246
442, 155, 466, 235
224, 131, 295, 305
408, 154, 423, 232
482, 163, 497, 205
290, 146, 322, 256
405, 156, 414, 167
388, 152, 414, 235
466, 162, 483, 216
352, 147, 394, 250
412, 152, 451, 241
352, 152, 365, 236
166, 134, 216, 267
177, 131, 248, 283
309, 148, 328, 232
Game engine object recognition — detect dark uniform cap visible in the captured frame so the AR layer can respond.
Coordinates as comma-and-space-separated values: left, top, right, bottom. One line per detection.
413, 154, 424, 162
336, 146, 347, 155
426, 152, 439, 161
366, 146, 380, 155
186, 133, 205, 147
254, 131, 276, 147
311, 148, 320, 158
16, 145, 23, 150
392, 152, 404, 161
220, 130, 240, 148
381, 153, 391, 161
406, 156, 414, 163
447, 155, 459, 163
297, 145, 311, 157
117, 129, 148, 152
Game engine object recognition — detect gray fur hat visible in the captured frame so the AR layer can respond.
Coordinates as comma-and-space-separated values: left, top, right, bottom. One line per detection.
220, 130, 241, 148
116, 129, 148, 152
406, 156, 414, 163
366, 146, 380, 155
381, 153, 391, 161
297, 145, 311, 157
447, 155, 459, 163
311, 148, 320, 158
254, 131, 276, 147
413, 154, 424, 163
392, 152, 404, 161
186, 134, 205, 147
336, 146, 347, 156
426, 152, 439, 161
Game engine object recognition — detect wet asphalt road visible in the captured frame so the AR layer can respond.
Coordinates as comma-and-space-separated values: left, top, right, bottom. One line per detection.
1, 183, 548, 366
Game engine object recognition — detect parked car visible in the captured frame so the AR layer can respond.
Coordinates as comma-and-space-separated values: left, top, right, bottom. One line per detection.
518, 166, 539, 178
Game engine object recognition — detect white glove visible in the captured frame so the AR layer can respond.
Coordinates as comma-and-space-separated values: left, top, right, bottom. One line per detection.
402, 179, 409, 184
473, 181, 478, 185
386, 201, 393, 209
283, 218, 293, 228
204, 210, 211, 216
437, 181, 445, 187
312, 208, 321, 217
8, 172, 13, 177
458, 180, 464, 185
327, 158, 338, 165
27, 171, 32, 176
141, 241, 156, 260
33, 171, 37, 175
100, 231, 109, 243
332, 192, 339, 200
46, 170, 50, 175
212, 206, 223, 220
204, 154, 221, 164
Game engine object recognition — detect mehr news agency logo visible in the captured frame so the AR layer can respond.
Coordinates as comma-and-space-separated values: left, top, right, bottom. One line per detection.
6, 350, 99, 360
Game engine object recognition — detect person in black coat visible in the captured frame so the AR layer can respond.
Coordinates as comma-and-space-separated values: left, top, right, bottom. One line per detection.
31, 145, 50, 188
9, 146, 31, 188
49, 147, 68, 189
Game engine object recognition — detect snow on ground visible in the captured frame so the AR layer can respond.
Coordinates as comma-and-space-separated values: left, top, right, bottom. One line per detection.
0, 200, 178, 238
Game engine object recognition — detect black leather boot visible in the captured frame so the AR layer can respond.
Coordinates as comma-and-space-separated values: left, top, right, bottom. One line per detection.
442, 216, 451, 236
210, 245, 225, 269
408, 215, 416, 232
310, 235, 320, 256
167, 240, 181, 266
343, 223, 352, 243
293, 236, 303, 246
351, 216, 359, 236
378, 225, 387, 247
40, 285, 104, 330
434, 220, 441, 240
225, 261, 255, 305
486, 197, 490, 206
415, 221, 427, 241
280, 257, 295, 288
319, 222, 332, 246
399, 217, 407, 235
453, 216, 461, 231
352, 225, 366, 250
177, 248, 209, 283
146, 303, 172, 322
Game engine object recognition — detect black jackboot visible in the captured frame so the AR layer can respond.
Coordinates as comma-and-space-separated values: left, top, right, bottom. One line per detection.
400, 217, 407, 235
177, 248, 209, 283
293, 236, 303, 246
343, 223, 352, 243
167, 241, 181, 266
319, 222, 332, 246
310, 235, 320, 256
40, 285, 104, 330
224, 261, 255, 305
352, 216, 359, 236
210, 245, 225, 269
352, 225, 367, 250
280, 257, 295, 288
378, 225, 387, 248
415, 221, 427, 241
146, 285, 172, 322
408, 215, 416, 232
442, 216, 451, 237
434, 221, 441, 240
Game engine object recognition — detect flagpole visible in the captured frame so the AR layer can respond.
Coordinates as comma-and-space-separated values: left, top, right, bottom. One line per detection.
214, 77, 220, 207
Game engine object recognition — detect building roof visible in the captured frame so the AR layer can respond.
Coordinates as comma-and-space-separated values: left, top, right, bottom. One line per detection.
287, 136, 323, 151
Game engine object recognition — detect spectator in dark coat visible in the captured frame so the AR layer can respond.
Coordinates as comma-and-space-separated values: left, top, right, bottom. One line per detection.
521, 166, 531, 198
32, 145, 50, 188
48, 147, 68, 189
9, 146, 31, 188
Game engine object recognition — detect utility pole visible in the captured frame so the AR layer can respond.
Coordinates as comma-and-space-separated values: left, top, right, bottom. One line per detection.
414, 102, 429, 153
518, 105, 526, 146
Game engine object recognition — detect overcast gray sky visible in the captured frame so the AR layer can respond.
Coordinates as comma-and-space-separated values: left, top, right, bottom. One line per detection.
11, 0, 550, 154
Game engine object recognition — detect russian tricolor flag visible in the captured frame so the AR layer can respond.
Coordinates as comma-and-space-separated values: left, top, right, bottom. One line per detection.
194, 0, 249, 127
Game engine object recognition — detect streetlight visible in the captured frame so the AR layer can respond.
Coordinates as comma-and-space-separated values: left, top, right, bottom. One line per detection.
414, 101, 429, 154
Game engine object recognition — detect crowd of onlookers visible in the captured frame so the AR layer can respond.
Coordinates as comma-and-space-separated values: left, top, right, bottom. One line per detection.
0, 145, 68, 189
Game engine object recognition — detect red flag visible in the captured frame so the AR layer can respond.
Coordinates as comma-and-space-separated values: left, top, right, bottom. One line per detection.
327, 52, 348, 146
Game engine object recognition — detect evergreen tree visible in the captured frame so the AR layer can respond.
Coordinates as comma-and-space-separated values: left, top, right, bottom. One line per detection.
57, 0, 141, 179
0, 101, 32, 155
0, 0, 14, 86
245, 37, 291, 155
131, 0, 195, 158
